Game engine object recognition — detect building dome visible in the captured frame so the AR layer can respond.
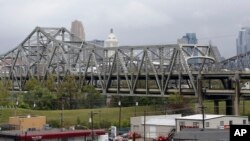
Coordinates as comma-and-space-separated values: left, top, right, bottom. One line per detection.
104, 28, 119, 58
106, 28, 118, 42
105, 28, 119, 48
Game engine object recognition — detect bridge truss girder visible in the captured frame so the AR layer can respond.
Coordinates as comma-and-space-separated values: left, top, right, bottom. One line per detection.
84, 44, 216, 97
0, 27, 217, 98
219, 51, 250, 71
0, 27, 86, 89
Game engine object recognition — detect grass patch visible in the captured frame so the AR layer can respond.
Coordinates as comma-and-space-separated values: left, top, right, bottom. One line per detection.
0, 106, 156, 127
1, 100, 249, 128
204, 100, 250, 115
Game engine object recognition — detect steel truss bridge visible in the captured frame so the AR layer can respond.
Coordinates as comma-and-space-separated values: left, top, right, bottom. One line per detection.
0, 27, 250, 115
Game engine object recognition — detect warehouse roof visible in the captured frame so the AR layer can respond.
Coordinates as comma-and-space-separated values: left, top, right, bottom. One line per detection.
176, 114, 224, 120
173, 128, 229, 141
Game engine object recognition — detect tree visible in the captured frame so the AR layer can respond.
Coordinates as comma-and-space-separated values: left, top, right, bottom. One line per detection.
168, 92, 184, 105
166, 92, 194, 115
82, 85, 105, 108
0, 81, 10, 106
44, 73, 56, 92
58, 74, 78, 109
23, 86, 57, 110
25, 78, 40, 91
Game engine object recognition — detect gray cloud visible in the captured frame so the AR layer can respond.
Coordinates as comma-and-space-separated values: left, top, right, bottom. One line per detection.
1, 0, 250, 58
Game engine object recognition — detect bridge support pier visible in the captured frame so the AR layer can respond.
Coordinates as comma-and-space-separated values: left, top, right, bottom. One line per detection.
224, 78, 233, 115
233, 72, 240, 115
226, 99, 233, 115
224, 72, 241, 115
214, 100, 219, 114
225, 96, 240, 116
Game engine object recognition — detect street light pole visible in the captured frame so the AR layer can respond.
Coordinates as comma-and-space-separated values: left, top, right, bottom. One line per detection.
134, 102, 138, 116
118, 100, 121, 135
15, 100, 18, 116
90, 111, 94, 141
33, 102, 36, 109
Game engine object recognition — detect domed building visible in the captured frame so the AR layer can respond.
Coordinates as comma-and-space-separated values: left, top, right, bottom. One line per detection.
104, 28, 119, 58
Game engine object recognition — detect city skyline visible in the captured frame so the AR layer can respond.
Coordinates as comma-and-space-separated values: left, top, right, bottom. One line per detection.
1, 0, 250, 58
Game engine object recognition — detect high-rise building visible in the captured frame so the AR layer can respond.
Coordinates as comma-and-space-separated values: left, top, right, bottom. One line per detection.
178, 33, 198, 64
104, 28, 119, 58
236, 27, 250, 55
177, 33, 198, 44
211, 46, 223, 62
70, 20, 85, 41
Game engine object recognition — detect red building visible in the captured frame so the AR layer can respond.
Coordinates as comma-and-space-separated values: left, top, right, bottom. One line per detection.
0, 129, 106, 141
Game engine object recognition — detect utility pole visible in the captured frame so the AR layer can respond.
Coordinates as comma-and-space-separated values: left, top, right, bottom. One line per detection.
243, 97, 245, 114
89, 111, 97, 141
200, 87, 207, 131
200, 105, 206, 130
61, 98, 64, 130
144, 110, 146, 141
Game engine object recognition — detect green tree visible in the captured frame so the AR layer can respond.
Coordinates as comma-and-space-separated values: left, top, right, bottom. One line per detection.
166, 92, 194, 115
23, 86, 57, 110
58, 74, 78, 109
25, 78, 40, 90
168, 92, 184, 105
82, 85, 105, 108
45, 73, 56, 92
0, 81, 10, 106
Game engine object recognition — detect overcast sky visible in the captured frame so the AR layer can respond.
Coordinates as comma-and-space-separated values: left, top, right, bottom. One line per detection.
1, 0, 250, 58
